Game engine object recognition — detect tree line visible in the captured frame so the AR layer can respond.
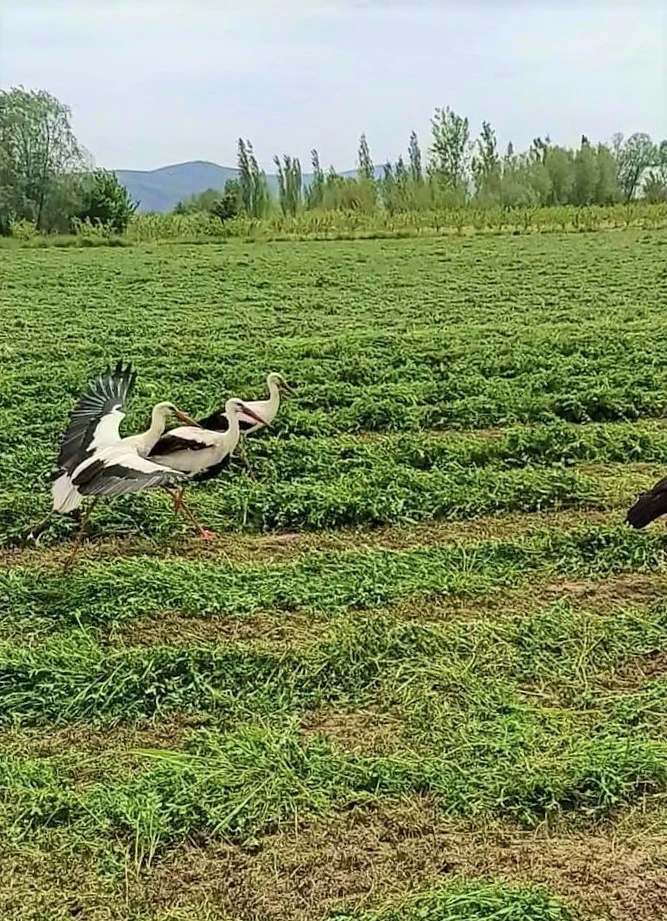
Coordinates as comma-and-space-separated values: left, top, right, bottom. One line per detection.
1, 85, 665, 236
0, 87, 135, 235
181, 108, 667, 220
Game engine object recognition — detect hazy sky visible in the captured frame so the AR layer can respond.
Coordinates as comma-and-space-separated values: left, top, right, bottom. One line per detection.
1, 1, 665, 172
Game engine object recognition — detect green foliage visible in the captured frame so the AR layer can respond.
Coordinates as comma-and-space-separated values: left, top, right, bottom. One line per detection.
643, 140, 667, 203
73, 168, 136, 233
408, 130, 423, 184
274, 154, 302, 216
328, 881, 582, 920
8, 218, 39, 241
0, 85, 88, 234
615, 132, 658, 201
212, 178, 241, 221
237, 138, 270, 218
428, 106, 471, 198
306, 148, 326, 210
173, 180, 241, 223
472, 121, 501, 203
173, 186, 223, 214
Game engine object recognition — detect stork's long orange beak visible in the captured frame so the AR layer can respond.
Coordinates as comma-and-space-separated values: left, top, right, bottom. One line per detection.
174, 409, 201, 427
241, 404, 271, 427
279, 380, 295, 396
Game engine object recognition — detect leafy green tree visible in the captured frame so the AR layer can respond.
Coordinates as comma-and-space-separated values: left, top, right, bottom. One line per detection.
74, 169, 136, 233
173, 180, 240, 221
408, 131, 422, 184
572, 137, 598, 205
0, 86, 88, 233
615, 132, 657, 201
594, 143, 621, 204
428, 106, 471, 195
357, 133, 374, 181
173, 188, 222, 214
643, 139, 667, 203
355, 133, 376, 210
381, 162, 396, 213
236, 138, 269, 218
274, 154, 302, 216
306, 149, 325, 209
214, 179, 241, 221
237, 138, 253, 214
544, 146, 574, 204
472, 121, 501, 202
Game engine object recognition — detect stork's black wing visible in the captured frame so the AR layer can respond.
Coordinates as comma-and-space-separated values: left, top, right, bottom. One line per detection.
197, 409, 256, 434
197, 409, 230, 432
626, 476, 667, 529
57, 361, 136, 474
148, 432, 211, 457
72, 451, 186, 498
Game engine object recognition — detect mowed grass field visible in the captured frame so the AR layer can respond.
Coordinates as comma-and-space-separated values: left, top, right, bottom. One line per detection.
2, 229, 667, 920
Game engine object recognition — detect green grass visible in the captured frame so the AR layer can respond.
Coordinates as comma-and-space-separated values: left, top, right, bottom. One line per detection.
326, 881, 584, 920
1, 229, 667, 919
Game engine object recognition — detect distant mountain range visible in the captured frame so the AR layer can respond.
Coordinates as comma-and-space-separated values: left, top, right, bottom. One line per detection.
114, 159, 385, 213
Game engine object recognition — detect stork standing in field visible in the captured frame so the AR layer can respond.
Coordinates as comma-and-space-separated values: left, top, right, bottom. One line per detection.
148, 397, 269, 539
27, 361, 200, 568
626, 477, 667, 529
195, 371, 294, 477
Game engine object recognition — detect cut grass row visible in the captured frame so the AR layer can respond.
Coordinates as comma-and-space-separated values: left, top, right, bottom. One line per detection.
2, 587, 667, 726
327, 882, 584, 921
1, 524, 663, 631
3, 464, 601, 543
7, 326, 667, 441
6, 419, 667, 486
3, 718, 667, 856
3, 419, 666, 542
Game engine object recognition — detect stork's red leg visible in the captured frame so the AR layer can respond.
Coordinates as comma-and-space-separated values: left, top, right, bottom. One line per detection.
63, 499, 98, 572
165, 488, 216, 540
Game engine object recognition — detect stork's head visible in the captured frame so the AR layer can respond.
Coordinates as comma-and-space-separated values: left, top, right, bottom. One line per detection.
267, 372, 294, 396
225, 398, 270, 427
153, 401, 201, 427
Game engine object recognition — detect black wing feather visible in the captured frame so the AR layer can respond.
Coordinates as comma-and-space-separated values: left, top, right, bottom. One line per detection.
197, 409, 229, 431
74, 461, 186, 498
148, 433, 211, 457
57, 361, 136, 474
627, 477, 667, 529
196, 409, 256, 435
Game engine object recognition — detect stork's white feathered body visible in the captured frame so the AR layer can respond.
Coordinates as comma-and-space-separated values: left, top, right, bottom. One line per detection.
52, 398, 193, 514
197, 372, 293, 437
28, 362, 199, 562
146, 398, 268, 541
50, 363, 196, 514
149, 398, 267, 481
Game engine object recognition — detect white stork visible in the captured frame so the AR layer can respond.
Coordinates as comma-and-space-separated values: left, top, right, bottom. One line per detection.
148, 397, 269, 539
27, 361, 200, 567
195, 371, 294, 476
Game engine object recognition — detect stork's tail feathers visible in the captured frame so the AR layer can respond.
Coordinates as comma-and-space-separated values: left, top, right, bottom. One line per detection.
626, 489, 667, 529
51, 473, 84, 514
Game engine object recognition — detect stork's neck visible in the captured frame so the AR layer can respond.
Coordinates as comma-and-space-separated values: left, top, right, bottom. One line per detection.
148, 404, 171, 440
266, 379, 281, 413
134, 405, 171, 453
225, 410, 242, 448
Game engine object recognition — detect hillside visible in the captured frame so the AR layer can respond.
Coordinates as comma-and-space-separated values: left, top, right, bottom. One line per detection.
114, 159, 385, 212
114, 161, 240, 213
